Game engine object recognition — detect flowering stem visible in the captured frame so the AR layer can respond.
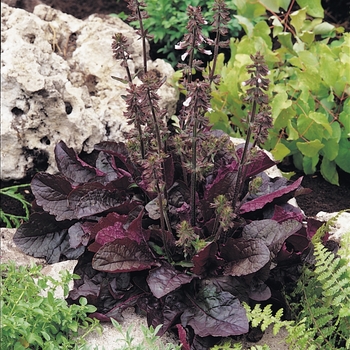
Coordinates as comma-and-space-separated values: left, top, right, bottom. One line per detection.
232, 91, 257, 212
190, 118, 198, 226
134, 1, 148, 73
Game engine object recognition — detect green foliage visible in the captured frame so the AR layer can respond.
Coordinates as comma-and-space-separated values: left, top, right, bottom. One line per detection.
119, 0, 240, 66
0, 184, 31, 228
109, 318, 181, 350
285, 228, 350, 349
207, 0, 349, 184
0, 262, 101, 349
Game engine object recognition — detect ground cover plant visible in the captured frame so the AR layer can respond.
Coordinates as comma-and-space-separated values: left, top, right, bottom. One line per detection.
206, 0, 350, 184
13, 0, 332, 348
0, 261, 100, 349
0, 184, 31, 228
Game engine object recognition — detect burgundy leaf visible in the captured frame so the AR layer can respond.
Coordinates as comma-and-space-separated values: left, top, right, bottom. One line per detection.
239, 176, 303, 214
176, 324, 191, 350
181, 283, 249, 337
242, 219, 302, 257
240, 148, 276, 178
271, 204, 304, 223
248, 280, 271, 301
95, 151, 119, 183
93, 213, 129, 246
92, 238, 159, 273
147, 263, 193, 298
192, 242, 223, 276
55, 141, 102, 184
13, 212, 83, 263
69, 222, 90, 248
204, 162, 238, 203
94, 141, 135, 175
68, 183, 126, 218
126, 207, 149, 243
306, 217, 326, 240
164, 154, 175, 190
31, 173, 74, 221
220, 238, 270, 276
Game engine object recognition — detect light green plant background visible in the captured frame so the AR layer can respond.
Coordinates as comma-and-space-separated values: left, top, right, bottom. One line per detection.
206, 1, 349, 185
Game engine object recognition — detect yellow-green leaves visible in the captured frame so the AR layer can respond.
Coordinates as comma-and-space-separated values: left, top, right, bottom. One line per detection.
208, 0, 349, 185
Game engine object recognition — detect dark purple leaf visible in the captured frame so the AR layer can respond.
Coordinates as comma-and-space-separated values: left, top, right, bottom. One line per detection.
147, 262, 193, 298
13, 212, 83, 263
92, 238, 159, 272
95, 151, 119, 183
240, 149, 276, 178
239, 176, 303, 214
126, 207, 149, 243
68, 183, 126, 218
248, 280, 271, 301
31, 173, 74, 221
69, 222, 90, 248
204, 162, 237, 203
271, 204, 304, 223
192, 242, 223, 276
306, 217, 326, 240
220, 238, 270, 276
242, 219, 302, 258
94, 141, 136, 175
55, 141, 102, 184
164, 154, 175, 190
181, 283, 249, 337
92, 212, 129, 246
209, 276, 249, 302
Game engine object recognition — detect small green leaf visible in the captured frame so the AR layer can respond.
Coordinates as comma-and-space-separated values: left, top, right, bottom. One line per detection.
313, 22, 335, 36
234, 15, 254, 36
322, 138, 339, 161
270, 88, 292, 120
258, 0, 290, 12
271, 143, 291, 160
290, 8, 307, 35
302, 155, 319, 174
320, 158, 339, 185
335, 137, 350, 172
277, 32, 295, 53
296, 0, 324, 17
286, 120, 299, 140
308, 112, 332, 136
297, 139, 324, 158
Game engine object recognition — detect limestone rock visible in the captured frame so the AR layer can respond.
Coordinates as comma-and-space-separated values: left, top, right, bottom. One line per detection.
1, 3, 177, 180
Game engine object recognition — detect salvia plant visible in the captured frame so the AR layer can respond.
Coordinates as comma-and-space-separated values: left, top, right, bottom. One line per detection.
14, 0, 329, 348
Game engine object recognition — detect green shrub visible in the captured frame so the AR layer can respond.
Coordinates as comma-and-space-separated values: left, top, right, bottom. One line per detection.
113, 0, 241, 66
207, 1, 349, 184
0, 262, 101, 349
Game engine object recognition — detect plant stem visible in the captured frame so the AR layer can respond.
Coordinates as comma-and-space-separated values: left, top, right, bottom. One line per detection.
190, 118, 198, 226
135, 0, 148, 73
232, 97, 257, 212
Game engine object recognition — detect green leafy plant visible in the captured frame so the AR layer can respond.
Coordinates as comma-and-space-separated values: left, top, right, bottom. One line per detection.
0, 261, 101, 349
285, 213, 350, 349
207, 0, 349, 184
113, 0, 240, 66
109, 318, 181, 350
0, 184, 31, 228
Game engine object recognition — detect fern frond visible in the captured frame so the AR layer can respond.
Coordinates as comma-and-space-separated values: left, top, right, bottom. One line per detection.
286, 226, 350, 350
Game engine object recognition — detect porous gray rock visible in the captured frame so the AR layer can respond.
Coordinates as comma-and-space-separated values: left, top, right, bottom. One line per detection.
1, 3, 177, 180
